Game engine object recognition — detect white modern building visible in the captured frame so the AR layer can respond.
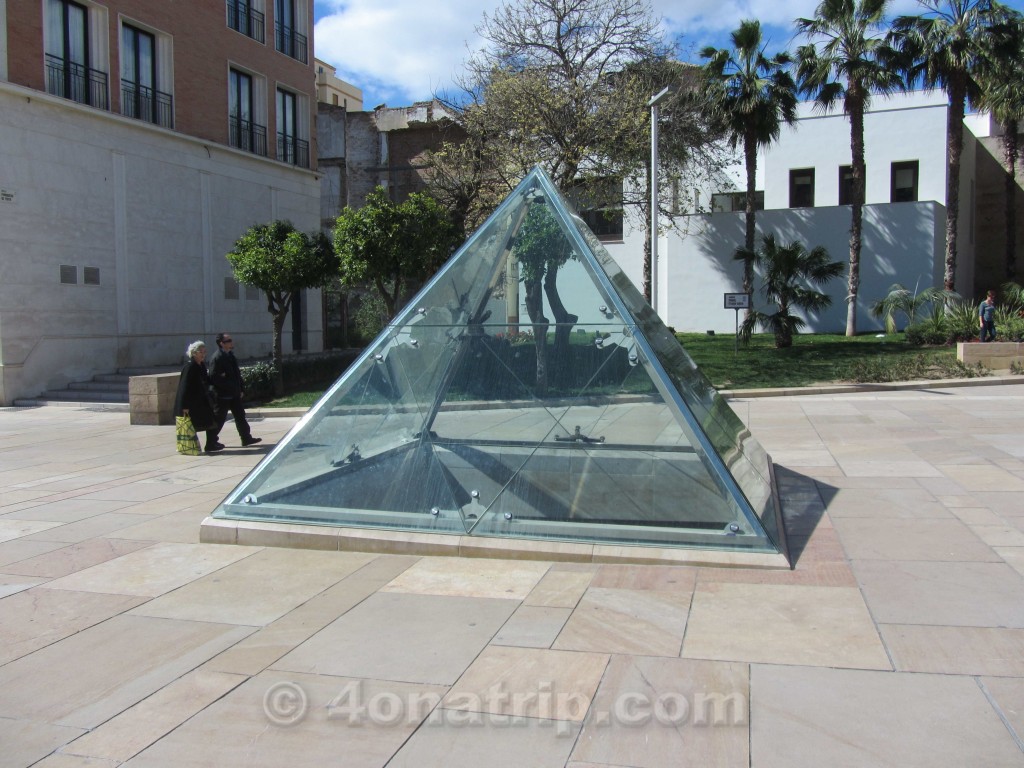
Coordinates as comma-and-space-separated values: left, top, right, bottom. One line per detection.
605, 90, 992, 334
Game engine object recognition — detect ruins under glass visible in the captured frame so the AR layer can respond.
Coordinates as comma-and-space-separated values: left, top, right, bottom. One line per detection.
212, 167, 785, 555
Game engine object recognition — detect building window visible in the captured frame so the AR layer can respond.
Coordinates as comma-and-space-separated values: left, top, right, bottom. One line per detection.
569, 178, 624, 242
711, 191, 764, 213
45, 0, 108, 109
83, 266, 100, 285
839, 166, 859, 206
275, 0, 307, 63
891, 161, 919, 203
224, 277, 240, 300
120, 24, 173, 128
229, 69, 267, 156
276, 88, 308, 167
60, 264, 78, 284
789, 168, 815, 208
227, 0, 265, 43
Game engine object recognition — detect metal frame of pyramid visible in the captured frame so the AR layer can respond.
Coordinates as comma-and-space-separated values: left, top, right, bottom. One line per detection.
204, 168, 789, 566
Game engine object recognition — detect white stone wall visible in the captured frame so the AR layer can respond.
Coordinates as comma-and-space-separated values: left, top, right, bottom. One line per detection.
0, 82, 322, 404
603, 91, 983, 333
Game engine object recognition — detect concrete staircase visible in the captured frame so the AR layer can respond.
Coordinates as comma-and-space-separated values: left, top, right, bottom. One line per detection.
14, 366, 180, 409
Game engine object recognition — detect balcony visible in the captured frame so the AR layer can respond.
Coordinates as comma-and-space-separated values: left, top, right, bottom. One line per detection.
227, 0, 265, 43
230, 116, 268, 156
277, 133, 309, 168
121, 81, 174, 129
45, 54, 108, 110
275, 23, 307, 64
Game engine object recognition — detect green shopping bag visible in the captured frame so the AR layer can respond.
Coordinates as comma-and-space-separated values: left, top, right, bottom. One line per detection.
175, 415, 201, 456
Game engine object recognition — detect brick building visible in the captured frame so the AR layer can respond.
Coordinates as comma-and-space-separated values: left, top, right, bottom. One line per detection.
0, 0, 323, 405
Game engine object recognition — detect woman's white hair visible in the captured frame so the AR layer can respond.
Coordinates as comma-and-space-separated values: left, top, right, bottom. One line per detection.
186, 340, 206, 360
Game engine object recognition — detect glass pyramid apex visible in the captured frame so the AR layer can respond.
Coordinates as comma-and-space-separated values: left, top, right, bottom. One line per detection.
213, 167, 785, 556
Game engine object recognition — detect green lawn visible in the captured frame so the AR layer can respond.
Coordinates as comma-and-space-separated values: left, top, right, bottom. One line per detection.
260, 332, 978, 408
676, 332, 960, 389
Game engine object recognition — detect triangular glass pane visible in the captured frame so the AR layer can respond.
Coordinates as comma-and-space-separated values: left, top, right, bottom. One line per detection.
214, 167, 781, 555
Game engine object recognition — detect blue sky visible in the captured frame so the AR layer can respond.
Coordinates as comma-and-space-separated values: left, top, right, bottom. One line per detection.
313, 0, 1024, 110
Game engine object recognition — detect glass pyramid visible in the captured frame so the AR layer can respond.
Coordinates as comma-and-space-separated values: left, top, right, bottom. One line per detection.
213, 168, 784, 554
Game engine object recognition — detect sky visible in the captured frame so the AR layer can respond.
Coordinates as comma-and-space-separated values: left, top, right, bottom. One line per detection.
312, 0, 1024, 110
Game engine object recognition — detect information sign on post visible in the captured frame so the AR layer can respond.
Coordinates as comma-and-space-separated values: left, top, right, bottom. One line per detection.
724, 293, 751, 353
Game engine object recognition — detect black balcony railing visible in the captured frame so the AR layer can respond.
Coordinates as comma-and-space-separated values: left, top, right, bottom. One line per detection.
275, 23, 307, 63
227, 0, 265, 43
45, 53, 108, 110
277, 133, 309, 168
121, 81, 174, 128
230, 116, 268, 156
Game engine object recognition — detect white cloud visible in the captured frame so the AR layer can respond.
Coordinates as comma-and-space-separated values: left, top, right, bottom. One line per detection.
314, 0, 1006, 108
314, 0, 497, 107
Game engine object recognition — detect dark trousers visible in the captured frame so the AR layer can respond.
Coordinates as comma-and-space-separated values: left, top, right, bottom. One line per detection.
980, 320, 996, 342
214, 396, 252, 441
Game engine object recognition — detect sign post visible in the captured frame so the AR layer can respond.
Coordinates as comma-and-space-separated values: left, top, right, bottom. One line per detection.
723, 293, 751, 353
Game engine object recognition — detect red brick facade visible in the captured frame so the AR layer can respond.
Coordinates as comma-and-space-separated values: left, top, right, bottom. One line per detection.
6, 0, 316, 166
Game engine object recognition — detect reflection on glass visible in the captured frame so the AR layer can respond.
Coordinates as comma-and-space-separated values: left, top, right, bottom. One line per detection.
214, 168, 782, 555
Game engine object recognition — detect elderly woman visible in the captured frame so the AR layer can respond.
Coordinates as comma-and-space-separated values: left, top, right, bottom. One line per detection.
173, 341, 224, 453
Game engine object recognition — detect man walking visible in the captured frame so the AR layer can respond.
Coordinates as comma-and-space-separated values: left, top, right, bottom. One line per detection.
979, 291, 997, 343
208, 332, 262, 447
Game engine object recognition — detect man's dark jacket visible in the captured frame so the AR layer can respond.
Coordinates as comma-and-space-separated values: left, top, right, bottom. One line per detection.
208, 347, 243, 399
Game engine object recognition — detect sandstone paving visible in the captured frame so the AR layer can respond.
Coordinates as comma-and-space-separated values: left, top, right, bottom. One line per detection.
553, 587, 691, 657
271, 591, 518, 685
119, 670, 446, 768
3, 390, 1024, 765
750, 664, 1024, 768
570, 655, 749, 768
880, 624, 1024, 677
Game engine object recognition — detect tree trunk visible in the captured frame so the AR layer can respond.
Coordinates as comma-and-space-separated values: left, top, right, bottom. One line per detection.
642, 158, 652, 302
271, 309, 287, 397
544, 267, 577, 387
944, 80, 967, 292
743, 128, 758, 320
847, 98, 866, 337
1003, 121, 1019, 281
523, 275, 549, 396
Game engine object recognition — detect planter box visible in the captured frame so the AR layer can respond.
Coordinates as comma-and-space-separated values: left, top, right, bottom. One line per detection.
957, 341, 1024, 370
129, 373, 179, 425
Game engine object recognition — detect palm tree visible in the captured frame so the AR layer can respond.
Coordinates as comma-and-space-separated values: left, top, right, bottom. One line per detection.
869, 282, 957, 331
976, 8, 1024, 280
796, 0, 904, 337
738, 234, 845, 348
889, 0, 1004, 292
701, 21, 799, 308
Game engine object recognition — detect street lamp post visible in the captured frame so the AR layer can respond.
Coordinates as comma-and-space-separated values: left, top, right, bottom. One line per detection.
648, 86, 675, 316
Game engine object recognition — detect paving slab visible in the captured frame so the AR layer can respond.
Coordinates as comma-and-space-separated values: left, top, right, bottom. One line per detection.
553, 587, 691, 657
120, 670, 445, 768
750, 664, 1024, 768
272, 591, 518, 685
682, 582, 889, 670
570, 655, 749, 768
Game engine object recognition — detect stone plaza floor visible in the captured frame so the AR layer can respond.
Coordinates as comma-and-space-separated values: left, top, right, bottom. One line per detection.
1, 384, 1023, 767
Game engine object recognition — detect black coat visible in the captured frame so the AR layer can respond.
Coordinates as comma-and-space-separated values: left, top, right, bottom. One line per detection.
208, 347, 243, 399
173, 360, 217, 431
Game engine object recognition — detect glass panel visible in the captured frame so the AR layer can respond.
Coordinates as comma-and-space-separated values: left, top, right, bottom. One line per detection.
214, 167, 781, 555
138, 31, 154, 89
67, 2, 87, 66
120, 26, 135, 82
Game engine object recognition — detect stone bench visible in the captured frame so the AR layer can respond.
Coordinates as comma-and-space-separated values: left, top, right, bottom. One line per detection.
957, 341, 1024, 370
129, 373, 180, 425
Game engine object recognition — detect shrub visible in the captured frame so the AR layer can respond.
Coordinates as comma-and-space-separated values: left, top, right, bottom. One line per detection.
240, 361, 278, 401
848, 354, 989, 383
353, 291, 390, 343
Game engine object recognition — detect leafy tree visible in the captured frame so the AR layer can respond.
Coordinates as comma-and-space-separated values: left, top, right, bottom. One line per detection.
701, 20, 799, 311
739, 234, 845, 348
227, 221, 337, 395
796, 0, 905, 336
889, 0, 1005, 292
333, 187, 460, 319
513, 203, 578, 394
976, 7, 1024, 280
428, 0, 725, 309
